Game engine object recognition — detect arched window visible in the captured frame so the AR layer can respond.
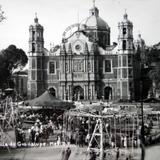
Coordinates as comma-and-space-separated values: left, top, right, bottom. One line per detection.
49, 61, 55, 74
73, 86, 84, 101
32, 59, 35, 69
49, 87, 56, 97
122, 40, 126, 50
104, 60, 112, 73
104, 87, 112, 100
123, 28, 127, 35
37, 57, 41, 69
32, 43, 35, 52
32, 31, 35, 40
21, 79, 23, 93
31, 71, 35, 80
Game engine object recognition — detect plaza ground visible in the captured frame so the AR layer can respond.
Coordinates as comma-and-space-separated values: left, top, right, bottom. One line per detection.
0, 145, 88, 160
0, 145, 141, 160
1, 143, 160, 160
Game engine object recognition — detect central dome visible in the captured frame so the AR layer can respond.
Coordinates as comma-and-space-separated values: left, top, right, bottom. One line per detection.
79, 5, 111, 48
83, 6, 110, 30
85, 16, 109, 30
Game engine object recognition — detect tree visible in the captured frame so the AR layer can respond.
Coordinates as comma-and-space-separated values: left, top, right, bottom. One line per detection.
0, 5, 5, 22
147, 48, 160, 63
147, 47, 160, 97
0, 45, 28, 89
148, 66, 160, 97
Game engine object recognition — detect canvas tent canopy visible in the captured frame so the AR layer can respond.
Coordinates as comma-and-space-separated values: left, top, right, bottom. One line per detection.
24, 90, 75, 110
143, 97, 160, 103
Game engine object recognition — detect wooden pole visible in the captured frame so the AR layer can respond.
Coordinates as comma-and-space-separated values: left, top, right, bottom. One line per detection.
99, 118, 104, 160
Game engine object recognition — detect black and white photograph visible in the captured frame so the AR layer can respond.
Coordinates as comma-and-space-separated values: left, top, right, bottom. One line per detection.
0, 0, 160, 159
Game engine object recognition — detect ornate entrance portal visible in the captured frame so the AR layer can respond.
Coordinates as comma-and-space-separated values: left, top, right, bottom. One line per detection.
104, 86, 112, 100
73, 86, 84, 101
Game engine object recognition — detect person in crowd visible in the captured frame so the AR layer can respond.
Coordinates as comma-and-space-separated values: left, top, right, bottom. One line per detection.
140, 142, 145, 160
35, 131, 40, 143
124, 135, 127, 148
65, 147, 71, 160
75, 130, 79, 146
61, 148, 66, 160
85, 133, 90, 145
89, 150, 96, 160
116, 147, 120, 160
121, 135, 124, 147
111, 134, 115, 148
31, 126, 36, 143
48, 119, 54, 135
57, 135, 61, 145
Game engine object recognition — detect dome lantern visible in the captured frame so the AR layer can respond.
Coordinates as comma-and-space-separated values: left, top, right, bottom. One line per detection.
123, 11, 128, 20
34, 12, 38, 24
89, 6, 99, 17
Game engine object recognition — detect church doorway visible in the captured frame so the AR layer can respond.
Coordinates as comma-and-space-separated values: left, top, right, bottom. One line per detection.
48, 87, 56, 97
73, 86, 84, 101
104, 86, 112, 100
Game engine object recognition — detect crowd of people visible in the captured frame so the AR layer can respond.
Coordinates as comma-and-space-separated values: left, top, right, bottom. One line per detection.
63, 114, 142, 148
4, 105, 158, 160
15, 111, 64, 145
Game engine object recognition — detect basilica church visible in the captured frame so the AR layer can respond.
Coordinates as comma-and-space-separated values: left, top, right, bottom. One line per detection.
27, 3, 146, 101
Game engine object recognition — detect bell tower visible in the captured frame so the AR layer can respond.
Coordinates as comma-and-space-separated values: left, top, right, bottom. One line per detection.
28, 14, 45, 99
117, 12, 135, 100
29, 14, 44, 54
118, 12, 133, 52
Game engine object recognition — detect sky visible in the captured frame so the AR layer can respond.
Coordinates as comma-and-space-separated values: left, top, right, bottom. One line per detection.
0, 0, 160, 53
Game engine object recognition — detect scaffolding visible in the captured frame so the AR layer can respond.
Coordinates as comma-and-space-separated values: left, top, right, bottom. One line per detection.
64, 109, 140, 160
87, 117, 111, 160
0, 96, 17, 151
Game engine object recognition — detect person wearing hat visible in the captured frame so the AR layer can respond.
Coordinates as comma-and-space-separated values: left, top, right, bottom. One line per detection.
64, 147, 71, 160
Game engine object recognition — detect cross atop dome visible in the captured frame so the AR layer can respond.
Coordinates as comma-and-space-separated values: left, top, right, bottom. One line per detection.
123, 9, 128, 19
93, 0, 96, 7
34, 12, 38, 23
90, 0, 99, 16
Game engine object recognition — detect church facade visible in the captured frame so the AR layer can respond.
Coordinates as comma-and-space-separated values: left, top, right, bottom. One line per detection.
27, 4, 145, 101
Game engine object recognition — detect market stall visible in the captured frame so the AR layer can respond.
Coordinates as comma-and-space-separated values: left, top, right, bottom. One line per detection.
24, 90, 75, 110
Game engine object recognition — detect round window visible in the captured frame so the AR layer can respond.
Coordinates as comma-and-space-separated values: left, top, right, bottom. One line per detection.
75, 44, 81, 51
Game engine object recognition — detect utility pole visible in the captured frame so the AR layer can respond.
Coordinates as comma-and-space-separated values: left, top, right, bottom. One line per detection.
140, 81, 145, 145
140, 62, 145, 160
99, 118, 104, 160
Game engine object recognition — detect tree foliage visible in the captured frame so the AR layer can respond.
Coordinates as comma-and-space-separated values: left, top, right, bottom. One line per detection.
147, 47, 160, 96
148, 67, 160, 84
147, 48, 160, 81
0, 45, 28, 89
0, 5, 5, 22
147, 48, 160, 63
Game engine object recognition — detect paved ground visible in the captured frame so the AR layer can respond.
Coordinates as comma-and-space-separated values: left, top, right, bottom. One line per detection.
0, 145, 88, 160
0, 144, 143, 160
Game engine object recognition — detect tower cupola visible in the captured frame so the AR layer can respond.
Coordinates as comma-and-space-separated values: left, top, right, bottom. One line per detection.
123, 12, 128, 20
29, 14, 44, 55
89, 6, 99, 17
34, 13, 38, 23
118, 11, 133, 52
